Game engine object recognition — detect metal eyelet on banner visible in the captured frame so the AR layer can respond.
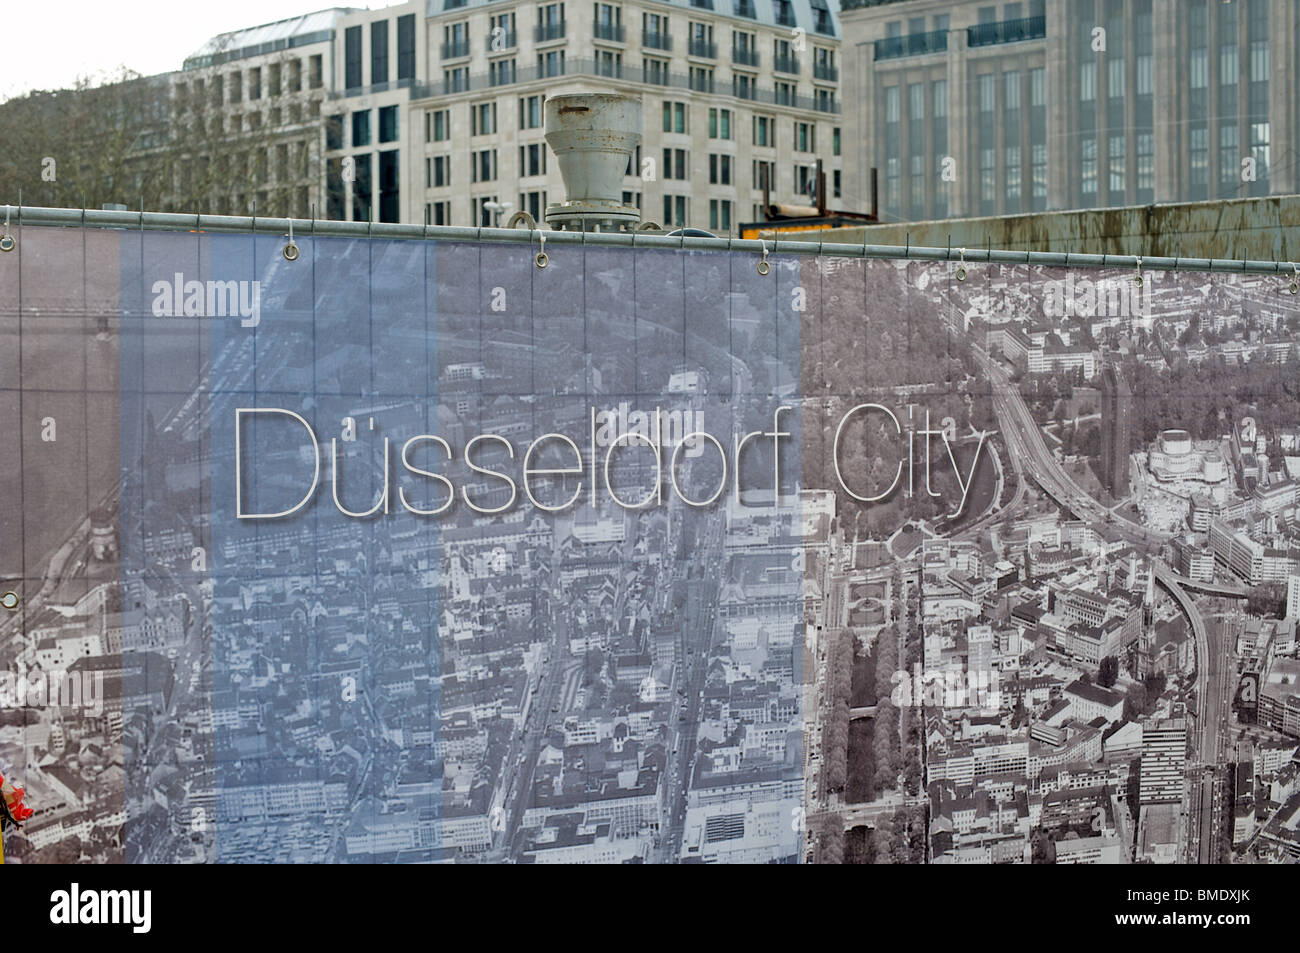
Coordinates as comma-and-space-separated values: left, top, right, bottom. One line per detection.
955, 247, 967, 281
757, 240, 770, 276
1289, 263, 1299, 296
282, 219, 300, 261
1133, 256, 1144, 287
0, 592, 18, 611
0, 206, 14, 252
534, 232, 548, 269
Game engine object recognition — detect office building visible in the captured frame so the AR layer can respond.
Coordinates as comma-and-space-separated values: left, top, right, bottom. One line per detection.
321, 0, 845, 227
839, 0, 1299, 222
1098, 363, 1131, 498
1139, 717, 1186, 805
168, 9, 350, 218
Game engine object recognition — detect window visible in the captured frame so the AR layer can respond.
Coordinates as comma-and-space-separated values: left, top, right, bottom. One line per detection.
1003, 71, 1019, 111
733, 30, 758, 66
643, 12, 670, 49
309, 55, 323, 89
487, 58, 514, 85
351, 153, 372, 221
428, 200, 451, 225
774, 81, 793, 106
1079, 62, 1096, 102
663, 101, 688, 133
979, 147, 995, 207
327, 114, 344, 151
473, 196, 500, 227
372, 20, 389, 86
708, 154, 731, 185
644, 57, 670, 85
397, 14, 416, 80
708, 199, 731, 231
794, 121, 814, 153
345, 26, 362, 89
1108, 135, 1125, 194
428, 109, 450, 142
733, 73, 755, 100
352, 110, 371, 147
594, 2, 622, 41
1081, 137, 1097, 195
1219, 124, 1238, 195
429, 155, 451, 188
753, 159, 774, 191
709, 108, 732, 139
753, 115, 772, 147
519, 95, 543, 129
379, 106, 398, 143
520, 142, 547, 176
689, 67, 714, 93
1189, 127, 1209, 194
796, 164, 816, 199
595, 49, 621, 76
489, 11, 517, 50
1031, 142, 1047, 202
832, 127, 840, 156
662, 148, 688, 179
663, 194, 688, 226
538, 50, 565, 77
248, 67, 262, 100
520, 190, 547, 221
472, 102, 497, 135
473, 149, 497, 182
1136, 132, 1154, 194
444, 67, 468, 93
378, 149, 399, 223
538, 1, 565, 40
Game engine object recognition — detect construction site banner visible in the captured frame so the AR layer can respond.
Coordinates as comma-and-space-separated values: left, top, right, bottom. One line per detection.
1, 223, 1298, 864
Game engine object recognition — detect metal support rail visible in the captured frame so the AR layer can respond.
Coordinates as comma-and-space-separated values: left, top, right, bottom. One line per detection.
1, 204, 1296, 277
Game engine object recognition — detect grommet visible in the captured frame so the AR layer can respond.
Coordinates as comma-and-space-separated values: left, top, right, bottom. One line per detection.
757, 240, 770, 276
956, 247, 967, 281
535, 232, 548, 269
282, 218, 300, 261
1289, 263, 1299, 296
1133, 256, 1143, 287
0, 591, 18, 610
0, 206, 13, 252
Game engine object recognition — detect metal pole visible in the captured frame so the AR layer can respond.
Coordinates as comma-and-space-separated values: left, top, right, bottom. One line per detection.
0, 203, 1293, 277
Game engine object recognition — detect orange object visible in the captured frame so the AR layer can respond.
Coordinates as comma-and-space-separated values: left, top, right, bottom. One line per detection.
0, 773, 32, 823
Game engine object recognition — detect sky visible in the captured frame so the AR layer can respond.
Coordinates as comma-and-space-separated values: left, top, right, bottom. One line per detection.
0, 1, 401, 102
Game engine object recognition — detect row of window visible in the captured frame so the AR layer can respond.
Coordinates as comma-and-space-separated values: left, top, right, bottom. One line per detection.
343, 14, 418, 89
441, 0, 830, 34
327, 106, 400, 150
423, 147, 835, 198
176, 56, 324, 104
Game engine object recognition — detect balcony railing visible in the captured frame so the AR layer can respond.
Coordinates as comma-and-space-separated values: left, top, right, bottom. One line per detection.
688, 38, 717, 58
441, 39, 470, 59
404, 59, 838, 113
773, 53, 800, 74
873, 29, 948, 61
967, 15, 1046, 48
813, 62, 838, 82
594, 21, 625, 42
689, 72, 715, 93
534, 21, 566, 43
485, 30, 516, 52
643, 30, 672, 51
732, 46, 759, 67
